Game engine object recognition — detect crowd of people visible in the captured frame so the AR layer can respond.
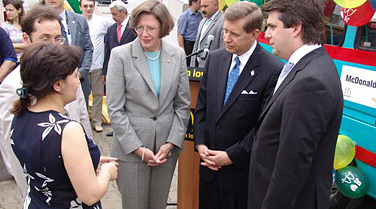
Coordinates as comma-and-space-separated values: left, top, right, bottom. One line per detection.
0, 0, 344, 209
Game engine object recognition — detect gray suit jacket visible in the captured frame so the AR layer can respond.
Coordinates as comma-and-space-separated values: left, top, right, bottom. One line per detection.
66, 10, 93, 77
190, 11, 224, 68
106, 39, 191, 162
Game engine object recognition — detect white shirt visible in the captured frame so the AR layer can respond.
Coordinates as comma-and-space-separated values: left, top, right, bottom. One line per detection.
273, 44, 321, 93
118, 16, 130, 38
229, 41, 258, 75
86, 15, 113, 71
59, 10, 71, 44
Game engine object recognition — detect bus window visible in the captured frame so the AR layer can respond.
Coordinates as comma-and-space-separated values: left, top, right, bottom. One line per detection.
323, 0, 346, 46
356, 15, 376, 51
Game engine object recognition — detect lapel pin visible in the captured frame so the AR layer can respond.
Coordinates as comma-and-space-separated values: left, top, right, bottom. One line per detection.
250, 70, 255, 76
167, 59, 171, 63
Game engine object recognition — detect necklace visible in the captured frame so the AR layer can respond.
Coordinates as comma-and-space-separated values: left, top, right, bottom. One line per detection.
145, 50, 161, 61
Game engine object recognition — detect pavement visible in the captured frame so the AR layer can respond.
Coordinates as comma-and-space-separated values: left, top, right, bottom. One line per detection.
0, 124, 178, 209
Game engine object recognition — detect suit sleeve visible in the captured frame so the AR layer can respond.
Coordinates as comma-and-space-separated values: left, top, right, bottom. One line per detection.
106, 47, 143, 155
193, 54, 210, 147
262, 76, 334, 209
78, 18, 93, 77
166, 48, 191, 149
103, 27, 111, 76
226, 62, 282, 167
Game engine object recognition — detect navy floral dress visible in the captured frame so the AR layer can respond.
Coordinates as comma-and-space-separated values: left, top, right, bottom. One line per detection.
10, 110, 101, 209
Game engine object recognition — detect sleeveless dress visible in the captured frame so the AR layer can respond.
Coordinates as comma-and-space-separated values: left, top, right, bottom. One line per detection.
10, 109, 101, 209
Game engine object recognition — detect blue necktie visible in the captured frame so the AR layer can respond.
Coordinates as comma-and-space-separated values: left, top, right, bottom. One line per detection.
273, 62, 294, 94
224, 56, 240, 105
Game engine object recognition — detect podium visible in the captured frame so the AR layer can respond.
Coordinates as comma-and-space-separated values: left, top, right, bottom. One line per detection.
177, 67, 204, 209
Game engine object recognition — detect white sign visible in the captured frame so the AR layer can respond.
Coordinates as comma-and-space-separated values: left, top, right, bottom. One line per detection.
340, 65, 376, 109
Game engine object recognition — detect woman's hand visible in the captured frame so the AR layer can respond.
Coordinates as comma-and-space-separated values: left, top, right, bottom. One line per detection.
148, 143, 173, 166
99, 156, 118, 164
101, 161, 118, 181
134, 146, 159, 165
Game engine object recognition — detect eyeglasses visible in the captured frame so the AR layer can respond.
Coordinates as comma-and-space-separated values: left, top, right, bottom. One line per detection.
39, 37, 66, 45
134, 26, 159, 34
82, 4, 94, 8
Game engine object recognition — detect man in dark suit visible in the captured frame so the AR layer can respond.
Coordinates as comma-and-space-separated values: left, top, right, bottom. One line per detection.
194, 2, 282, 209
247, 0, 343, 209
44, 0, 93, 108
102, 0, 136, 82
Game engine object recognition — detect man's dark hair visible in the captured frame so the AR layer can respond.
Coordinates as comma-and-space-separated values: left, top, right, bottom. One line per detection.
21, 5, 61, 36
189, 0, 199, 6
262, 0, 325, 45
11, 43, 82, 115
79, 0, 95, 6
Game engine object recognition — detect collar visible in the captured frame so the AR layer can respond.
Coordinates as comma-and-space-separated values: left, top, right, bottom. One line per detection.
59, 10, 67, 21
208, 10, 220, 22
232, 40, 257, 66
120, 16, 129, 27
288, 44, 321, 64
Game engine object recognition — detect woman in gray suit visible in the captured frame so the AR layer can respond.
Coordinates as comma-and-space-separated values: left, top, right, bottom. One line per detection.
106, 1, 191, 209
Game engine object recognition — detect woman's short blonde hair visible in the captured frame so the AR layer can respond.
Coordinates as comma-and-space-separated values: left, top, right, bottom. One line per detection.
130, 0, 174, 38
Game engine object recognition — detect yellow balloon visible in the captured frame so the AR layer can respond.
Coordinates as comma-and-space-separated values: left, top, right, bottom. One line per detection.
334, 135, 356, 170
225, 0, 238, 7
334, 0, 367, 9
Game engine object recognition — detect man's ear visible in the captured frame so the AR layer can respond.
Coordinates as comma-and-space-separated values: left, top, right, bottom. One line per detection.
22, 32, 31, 45
291, 23, 303, 38
251, 29, 260, 40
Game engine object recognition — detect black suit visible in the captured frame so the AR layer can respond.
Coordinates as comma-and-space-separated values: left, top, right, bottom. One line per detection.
248, 47, 343, 209
194, 44, 283, 209
102, 22, 137, 76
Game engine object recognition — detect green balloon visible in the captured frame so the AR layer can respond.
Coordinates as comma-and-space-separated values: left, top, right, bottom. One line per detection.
336, 166, 370, 198
334, 135, 355, 169
240, 0, 264, 6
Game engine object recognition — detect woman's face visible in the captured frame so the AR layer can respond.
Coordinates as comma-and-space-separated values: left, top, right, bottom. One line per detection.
135, 13, 161, 52
59, 68, 80, 104
5, 4, 21, 21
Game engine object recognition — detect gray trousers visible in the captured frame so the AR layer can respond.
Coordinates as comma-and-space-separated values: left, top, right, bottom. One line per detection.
117, 155, 178, 209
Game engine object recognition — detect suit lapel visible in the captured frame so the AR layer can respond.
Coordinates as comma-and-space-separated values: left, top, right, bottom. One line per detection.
66, 11, 77, 44
258, 47, 326, 124
201, 12, 222, 45
132, 39, 158, 98
120, 23, 131, 44
159, 40, 175, 104
218, 45, 261, 119
216, 52, 232, 114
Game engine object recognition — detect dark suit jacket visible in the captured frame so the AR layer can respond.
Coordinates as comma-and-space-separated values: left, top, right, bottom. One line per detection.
248, 47, 343, 209
194, 44, 283, 195
102, 22, 137, 75
64, 10, 93, 101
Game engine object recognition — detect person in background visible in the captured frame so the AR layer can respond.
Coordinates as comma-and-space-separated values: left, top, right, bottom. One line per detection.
1, 0, 26, 61
248, 0, 343, 208
0, 5, 93, 199
0, 27, 17, 83
194, 2, 282, 209
44, 0, 93, 108
177, 0, 202, 66
10, 43, 118, 208
80, 0, 113, 133
102, 0, 136, 82
190, 0, 224, 68
102, 0, 136, 137
106, 1, 190, 208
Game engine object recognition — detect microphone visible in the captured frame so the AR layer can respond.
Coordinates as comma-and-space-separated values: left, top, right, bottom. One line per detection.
200, 35, 214, 61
